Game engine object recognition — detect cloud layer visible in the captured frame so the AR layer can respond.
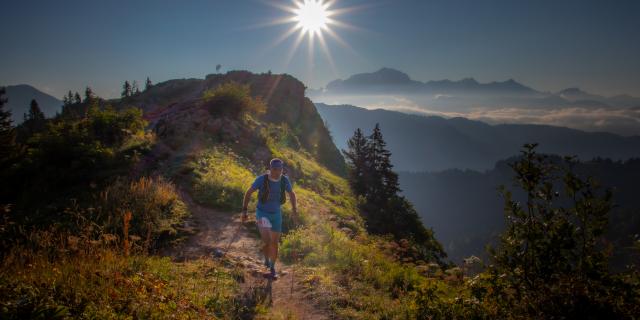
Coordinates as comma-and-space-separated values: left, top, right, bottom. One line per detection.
312, 94, 640, 136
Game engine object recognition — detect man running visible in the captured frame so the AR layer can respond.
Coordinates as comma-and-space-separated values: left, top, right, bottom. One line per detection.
241, 158, 298, 279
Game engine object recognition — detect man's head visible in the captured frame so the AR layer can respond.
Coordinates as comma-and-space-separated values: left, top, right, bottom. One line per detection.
269, 158, 284, 177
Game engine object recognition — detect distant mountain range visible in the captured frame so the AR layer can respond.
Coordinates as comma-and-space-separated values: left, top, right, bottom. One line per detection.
321, 67, 540, 96
316, 102, 640, 172
309, 68, 640, 136
314, 67, 640, 108
2, 84, 63, 123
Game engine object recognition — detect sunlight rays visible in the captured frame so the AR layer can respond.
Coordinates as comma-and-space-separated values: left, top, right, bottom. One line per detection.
256, 0, 363, 81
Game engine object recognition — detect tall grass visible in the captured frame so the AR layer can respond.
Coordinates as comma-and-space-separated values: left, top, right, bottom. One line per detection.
189, 147, 259, 211
99, 176, 189, 250
0, 184, 247, 319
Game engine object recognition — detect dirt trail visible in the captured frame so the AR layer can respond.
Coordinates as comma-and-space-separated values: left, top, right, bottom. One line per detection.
163, 189, 329, 320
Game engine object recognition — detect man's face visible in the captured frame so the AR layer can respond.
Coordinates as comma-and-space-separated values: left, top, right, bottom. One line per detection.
270, 166, 283, 178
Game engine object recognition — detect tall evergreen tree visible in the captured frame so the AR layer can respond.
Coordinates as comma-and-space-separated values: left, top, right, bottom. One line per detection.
67, 90, 74, 105
62, 95, 69, 107
22, 99, 46, 135
343, 128, 370, 196
122, 81, 132, 98
132, 80, 140, 95
145, 77, 152, 91
74, 91, 82, 104
368, 123, 400, 202
0, 87, 16, 167
84, 86, 95, 102
344, 123, 446, 263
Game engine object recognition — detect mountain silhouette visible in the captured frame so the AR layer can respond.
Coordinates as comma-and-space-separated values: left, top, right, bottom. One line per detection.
323, 67, 539, 95
3, 84, 62, 123
311, 68, 640, 114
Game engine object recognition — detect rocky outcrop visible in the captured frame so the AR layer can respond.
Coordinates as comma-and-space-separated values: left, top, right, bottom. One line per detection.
136, 71, 345, 176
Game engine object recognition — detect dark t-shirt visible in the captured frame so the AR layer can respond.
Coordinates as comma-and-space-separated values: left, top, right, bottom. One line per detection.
251, 175, 293, 213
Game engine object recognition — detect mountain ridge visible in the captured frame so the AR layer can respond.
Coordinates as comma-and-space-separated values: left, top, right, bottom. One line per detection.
315, 102, 640, 172
314, 67, 640, 109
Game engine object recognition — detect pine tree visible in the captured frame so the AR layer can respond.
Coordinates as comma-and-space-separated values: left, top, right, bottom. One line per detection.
122, 81, 132, 98
67, 91, 74, 105
84, 86, 94, 102
367, 123, 400, 203
0, 87, 16, 167
145, 77, 152, 91
23, 99, 46, 135
63, 91, 70, 107
363, 123, 398, 234
132, 80, 140, 95
344, 123, 446, 263
343, 128, 370, 196
74, 91, 82, 104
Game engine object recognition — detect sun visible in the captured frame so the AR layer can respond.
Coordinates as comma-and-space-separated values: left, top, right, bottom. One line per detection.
258, 0, 363, 79
294, 0, 329, 35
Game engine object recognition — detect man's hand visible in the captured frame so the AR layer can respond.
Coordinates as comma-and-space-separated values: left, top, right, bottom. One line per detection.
291, 210, 300, 226
241, 208, 248, 223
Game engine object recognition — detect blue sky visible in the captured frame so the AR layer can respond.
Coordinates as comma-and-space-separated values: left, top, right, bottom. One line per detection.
1, 0, 639, 99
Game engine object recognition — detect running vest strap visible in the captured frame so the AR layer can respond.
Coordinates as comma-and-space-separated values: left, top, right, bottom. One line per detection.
259, 174, 287, 205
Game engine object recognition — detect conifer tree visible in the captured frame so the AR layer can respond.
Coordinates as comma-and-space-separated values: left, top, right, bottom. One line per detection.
344, 122, 446, 263
74, 91, 82, 104
67, 90, 74, 104
368, 123, 400, 202
145, 77, 152, 91
122, 81, 132, 98
132, 80, 140, 95
343, 127, 370, 196
0, 87, 16, 167
84, 86, 94, 102
23, 99, 46, 134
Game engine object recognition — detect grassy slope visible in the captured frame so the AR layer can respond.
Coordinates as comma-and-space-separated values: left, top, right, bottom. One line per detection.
180, 115, 469, 319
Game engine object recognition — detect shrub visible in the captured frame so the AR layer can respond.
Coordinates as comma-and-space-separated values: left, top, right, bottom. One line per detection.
99, 176, 189, 250
202, 82, 266, 118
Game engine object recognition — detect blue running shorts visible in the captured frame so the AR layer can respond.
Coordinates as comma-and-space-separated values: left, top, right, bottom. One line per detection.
255, 207, 283, 233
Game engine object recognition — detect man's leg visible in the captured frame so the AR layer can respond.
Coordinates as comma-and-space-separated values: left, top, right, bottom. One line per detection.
256, 215, 273, 267
267, 231, 281, 277
269, 210, 283, 266
258, 226, 271, 261
269, 231, 281, 263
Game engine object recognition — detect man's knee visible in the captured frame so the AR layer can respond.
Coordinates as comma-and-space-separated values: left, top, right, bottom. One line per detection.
270, 233, 280, 245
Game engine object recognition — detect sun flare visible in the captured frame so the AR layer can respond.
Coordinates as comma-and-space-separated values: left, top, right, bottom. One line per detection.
294, 0, 329, 35
260, 0, 362, 78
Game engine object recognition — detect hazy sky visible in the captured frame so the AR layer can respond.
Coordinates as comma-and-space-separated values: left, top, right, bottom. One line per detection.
1, 0, 639, 99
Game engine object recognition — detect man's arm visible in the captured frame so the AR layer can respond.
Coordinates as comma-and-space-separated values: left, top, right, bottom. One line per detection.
241, 186, 256, 222
288, 190, 298, 224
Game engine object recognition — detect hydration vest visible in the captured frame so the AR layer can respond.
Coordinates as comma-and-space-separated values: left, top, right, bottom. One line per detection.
259, 173, 287, 205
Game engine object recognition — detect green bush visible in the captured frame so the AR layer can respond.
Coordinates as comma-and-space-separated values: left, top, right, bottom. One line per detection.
3, 105, 152, 223
202, 82, 266, 118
